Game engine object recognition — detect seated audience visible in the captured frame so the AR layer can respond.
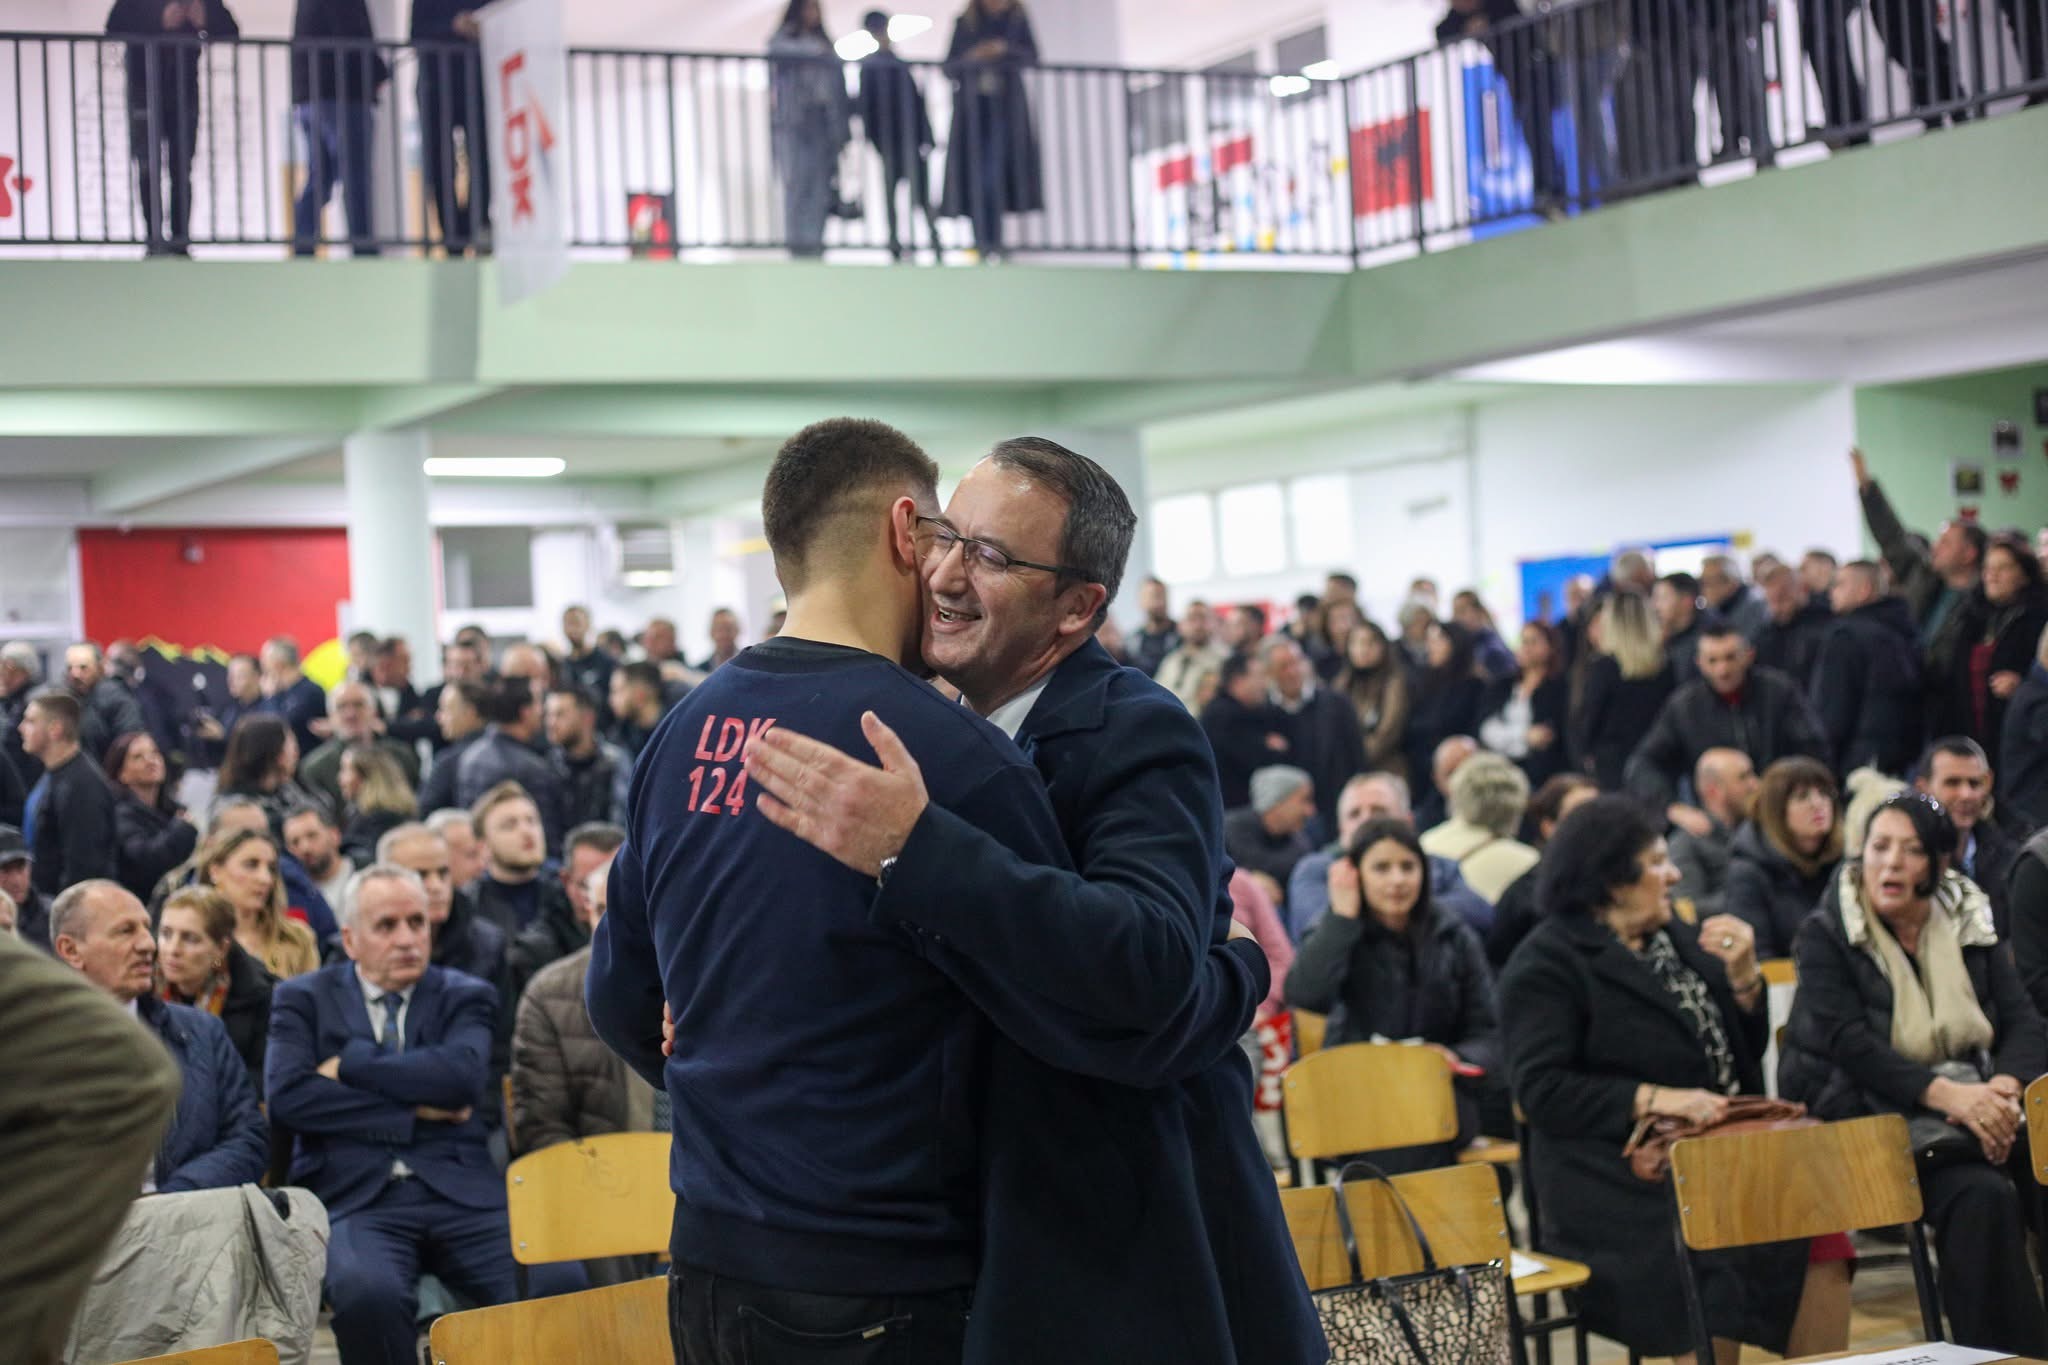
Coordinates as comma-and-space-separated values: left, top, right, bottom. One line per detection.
1200, 653, 1291, 810
510, 820, 625, 998
1998, 623, 2048, 829
254, 636, 328, 758
339, 742, 418, 866
1223, 766, 1318, 903
53, 879, 268, 1190
1477, 621, 1569, 787
546, 685, 631, 829
1626, 623, 1828, 824
299, 681, 421, 817
1668, 748, 1758, 920
605, 661, 670, 761
103, 729, 198, 904
380, 821, 508, 993
1569, 591, 1675, 792
0, 824, 50, 947
1917, 736, 2021, 937
284, 801, 354, 909
1264, 638, 1365, 843
1285, 816, 1505, 1170
1334, 618, 1410, 781
1419, 751, 1538, 909
266, 864, 515, 1365
1403, 621, 1486, 792
1812, 559, 1923, 774
1780, 793, 2048, 1355
1450, 590, 1518, 682
1485, 772, 1600, 970
470, 782, 566, 940
213, 713, 318, 839
417, 678, 488, 814
194, 824, 322, 979
156, 885, 277, 1090
1502, 797, 1831, 1362
454, 677, 568, 854
1723, 756, 1843, 958
20, 690, 118, 895
1287, 772, 1492, 943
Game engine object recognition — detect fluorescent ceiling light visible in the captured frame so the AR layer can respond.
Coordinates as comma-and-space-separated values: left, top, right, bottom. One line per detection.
1301, 60, 1339, 81
835, 31, 879, 60
422, 457, 566, 478
1269, 74, 1311, 98
889, 15, 932, 39
621, 570, 674, 587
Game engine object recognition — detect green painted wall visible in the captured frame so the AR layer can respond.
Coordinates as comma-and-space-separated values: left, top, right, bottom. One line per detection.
1854, 364, 2048, 544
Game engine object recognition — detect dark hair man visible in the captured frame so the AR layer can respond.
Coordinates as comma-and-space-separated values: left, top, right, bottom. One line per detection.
739, 433, 1321, 1362
19, 690, 118, 895
856, 8, 945, 262
1853, 447, 1988, 715
508, 820, 623, 997
453, 677, 567, 855
1652, 572, 1714, 683
695, 609, 743, 673
560, 605, 616, 729
606, 661, 668, 761
255, 635, 328, 757
1917, 736, 2019, 937
546, 685, 630, 829
1128, 575, 1180, 678
1812, 559, 1923, 775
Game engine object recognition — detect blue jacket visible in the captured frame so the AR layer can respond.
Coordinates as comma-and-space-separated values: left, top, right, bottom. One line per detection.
138, 994, 270, 1192
266, 962, 503, 1221
877, 640, 1325, 1365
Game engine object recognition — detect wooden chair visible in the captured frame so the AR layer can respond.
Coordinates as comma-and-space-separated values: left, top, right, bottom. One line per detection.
1282, 1041, 1521, 1177
1759, 958, 1798, 988
110, 1342, 280, 1365
1668, 1114, 1940, 1363
429, 1276, 668, 1365
2026, 1075, 2048, 1184
1294, 1007, 1328, 1057
505, 1133, 674, 1293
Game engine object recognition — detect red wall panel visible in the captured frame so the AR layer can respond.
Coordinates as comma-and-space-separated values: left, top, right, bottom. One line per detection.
78, 527, 351, 657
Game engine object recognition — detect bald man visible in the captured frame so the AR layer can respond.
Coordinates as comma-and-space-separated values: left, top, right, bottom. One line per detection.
299, 681, 421, 816
1812, 559, 1924, 776
1668, 748, 1756, 918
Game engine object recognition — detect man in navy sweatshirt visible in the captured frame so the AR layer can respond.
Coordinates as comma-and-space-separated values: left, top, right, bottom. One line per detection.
745, 437, 1323, 1364
591, 420, 1275, 1362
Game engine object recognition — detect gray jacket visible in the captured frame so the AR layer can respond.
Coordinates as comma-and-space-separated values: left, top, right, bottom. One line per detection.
64, 1185, 329, 1365
1669, 816, 1739, 918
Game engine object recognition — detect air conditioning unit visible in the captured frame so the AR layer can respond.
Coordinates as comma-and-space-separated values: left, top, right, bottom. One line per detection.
613, 522, 676, 588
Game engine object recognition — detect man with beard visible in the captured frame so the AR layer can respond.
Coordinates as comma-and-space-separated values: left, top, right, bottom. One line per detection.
467, 782, 566, 940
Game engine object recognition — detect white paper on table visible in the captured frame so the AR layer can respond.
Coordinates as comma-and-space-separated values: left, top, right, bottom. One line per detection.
1811, 1346, 2012, 1365
1508, 1251, 1549, 1280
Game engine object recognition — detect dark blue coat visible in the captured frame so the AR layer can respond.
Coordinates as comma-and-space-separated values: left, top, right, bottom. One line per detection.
266, 962, 503, 1220
138, 993, 270, 1192
878, 639, 1325, 1365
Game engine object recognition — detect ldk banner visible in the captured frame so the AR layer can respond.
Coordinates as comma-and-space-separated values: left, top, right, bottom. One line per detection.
481, 0, 569, 305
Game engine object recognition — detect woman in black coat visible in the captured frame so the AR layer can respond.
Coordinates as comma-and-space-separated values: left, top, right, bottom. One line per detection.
1780, 794, 2048, 1355
1502, 796, 1825, 1361
938, 0, 1041, 260
1568, 591, 1674, 791
155, 884, 278, 1092
105, 730, 199, 904
1939, 534, 2048, 762
1477, 621, 1570, 787
1723, 757, 1842, 958
1286, 818, 1507, 1169
1403, 620, 1485, 788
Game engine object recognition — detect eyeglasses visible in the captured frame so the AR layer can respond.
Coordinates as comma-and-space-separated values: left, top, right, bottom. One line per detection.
915, 516, 1084, 580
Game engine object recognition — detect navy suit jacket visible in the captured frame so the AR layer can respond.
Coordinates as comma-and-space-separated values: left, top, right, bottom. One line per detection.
878, 640, 1326, 1365
266, 962, 503, 1221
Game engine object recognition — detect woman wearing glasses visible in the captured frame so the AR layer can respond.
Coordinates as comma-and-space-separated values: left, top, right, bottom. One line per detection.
1780, 792, 2048, 1355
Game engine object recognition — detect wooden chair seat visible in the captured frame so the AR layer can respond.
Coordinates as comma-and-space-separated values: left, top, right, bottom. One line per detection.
1455, 1136, 1522, 1167
1511, 1253, 1592, 1297
110, 1342, 280, 1365
430, 1276, 668, 1365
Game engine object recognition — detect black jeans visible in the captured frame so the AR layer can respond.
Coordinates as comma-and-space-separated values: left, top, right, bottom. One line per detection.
1923, 1150, 2048, 1356
668, 1263, 971, 1365
417, 49, 490, 253
129, 101, 200, 252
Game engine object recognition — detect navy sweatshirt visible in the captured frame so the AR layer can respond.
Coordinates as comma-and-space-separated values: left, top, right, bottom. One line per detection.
586, 637, 1072, 1296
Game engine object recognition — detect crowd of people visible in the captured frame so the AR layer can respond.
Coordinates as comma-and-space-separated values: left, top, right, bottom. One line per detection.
6, 429, 2048, 1363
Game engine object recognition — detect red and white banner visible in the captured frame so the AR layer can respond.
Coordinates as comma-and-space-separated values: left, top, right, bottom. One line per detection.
481, 0, 569, 305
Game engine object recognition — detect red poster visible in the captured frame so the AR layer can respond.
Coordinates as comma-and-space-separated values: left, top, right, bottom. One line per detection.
78, 527, 350, 657
1350, 110, 1434, 215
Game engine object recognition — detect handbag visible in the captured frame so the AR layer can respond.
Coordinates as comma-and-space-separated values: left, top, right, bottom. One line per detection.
1622, 1096, 1813, 1182
1312, 1162, 1513, 1365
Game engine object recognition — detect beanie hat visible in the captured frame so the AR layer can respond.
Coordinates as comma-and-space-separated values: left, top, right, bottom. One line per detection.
1250, 765, 1311, 816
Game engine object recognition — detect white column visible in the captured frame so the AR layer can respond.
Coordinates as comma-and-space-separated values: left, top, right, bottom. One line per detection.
343, 430, 442, 683
1039, 427, 1153, 629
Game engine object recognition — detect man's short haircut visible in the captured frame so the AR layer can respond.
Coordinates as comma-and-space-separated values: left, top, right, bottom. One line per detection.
424, 808, 471, 839
1759, 562, 1795, 588
863, 8, 888, 34
1258, 634, 1303, 662
327, 680, 371, 715
339, 863, 427, 930
761, 418, 939, 593
284, 801, 339, 832
1659, 572, 1700, 598
470, 781, 536, 836
26, 687, 82, 739
374, 636, 407, 660
445, 679, 490, 713
1955, 521, 1990, 563
264, 636, 302, 666
547, 683, 600, 715
68, 640, 105, 663
565, 822, 627, 859
1840, 559, 1882, 592
617, 661, 663, 696
347, 630, 378, 651
1233, 602, 1269, 635
1, 641, 43, 680
1326, 572, 1359, 592
1919, 735, 1991, 776
986, 436, 1138, 629
50, 879, 124, 945
1699, 621, 1748, 645
1343, 770, 1412, 814
1803, 548, 1839, 568
482, 675, 537, 725
1218, 653, 1257, 691
376, 821, 438, 862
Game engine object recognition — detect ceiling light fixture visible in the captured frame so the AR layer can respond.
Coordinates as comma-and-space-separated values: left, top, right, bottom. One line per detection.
422, 457, 566, 478
888, 14, 932, 39
834, 30, 879, 60
1269, 74, 1312, 98
1300, 60, 1340, 81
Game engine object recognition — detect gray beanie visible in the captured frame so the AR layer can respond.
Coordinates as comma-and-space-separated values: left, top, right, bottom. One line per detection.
1250, 765, 1312, 815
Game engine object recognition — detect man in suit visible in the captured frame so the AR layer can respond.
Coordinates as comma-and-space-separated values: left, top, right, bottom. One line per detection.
267, 864, 514, 1365
742, 436, 1323, 1364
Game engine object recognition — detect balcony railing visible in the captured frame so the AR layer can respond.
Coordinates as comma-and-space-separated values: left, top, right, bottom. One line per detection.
0, 0, 2041, 266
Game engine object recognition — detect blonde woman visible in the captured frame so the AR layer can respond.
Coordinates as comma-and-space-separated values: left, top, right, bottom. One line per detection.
156, 885, 276, 1088
1569, 591, 1675, 791
194, 825, 320, 980
339, 743, 418, 866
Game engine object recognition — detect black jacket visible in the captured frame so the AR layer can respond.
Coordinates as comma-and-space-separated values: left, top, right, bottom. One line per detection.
2011, 832, 2048, 1019
106, 0, 239, 110
509, 881, 589, 1001
1485, 866, 1541, 971
290, 0, 388, 105
1722, 821, 1836, 959
74, 678, 146, 769
1940, 591, 2048, 764
16, 886, 53, 950
1811, 596, 1924, 776
165, 941, 276, 1094
2000, 667, 2048, 832
1964, 815, 2021, 942
858, 48, 934, 168
1198, 693, 1292, 811
1403, 673, 1486, 789
1780, 871, 2047, 1120
1, 681, 40, 790
432, 886, 514, 1122
1477, 674, 1570, 787
0, 747, 23, 830
1221, 808, 1314, 894
454, 727, 568, 854
557, 743, 627, 829
340, 807, 407, 867
1569, 656, 1674, 791
1625, 666, 1828, 810
1752, 601, 1831, 689
29, 751, 118, 896
1276, 687, 1366, 822
418, 730, 480, 815
1285, 902, 1500, 1070
112, 789, 198, 904
1501, 913, 1795, 1356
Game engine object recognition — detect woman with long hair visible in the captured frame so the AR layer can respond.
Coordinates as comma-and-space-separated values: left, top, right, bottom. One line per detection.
1723, 756, 1844, 958
1335, 619, 1410, 778
766, 0, 851, 259
104, 729, 198, 903
1569, 591, 1675, 791
1316, 599, 1365, 683
1403, 619, 1485, 786
194, 824, 319, 979
339, 742, 418, 866
213, 713, 315, 838
1942, 533, 2048, 760
156, 885, 277, 1089
1478, 621, 1570, 786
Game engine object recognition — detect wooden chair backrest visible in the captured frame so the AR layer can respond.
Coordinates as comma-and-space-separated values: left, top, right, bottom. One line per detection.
1281, 1163, 1510, 1292
1284, 1042, 1457, 1159
505, 1132, 675, 1264
1294, 1008, 1328, 1057
1759, 958, 1798, 987
2027, 1076, 2048, 1184
429, 1276, 669, 1365
1671, 1114, 1921, 1251
111, 1341, 281, 1365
